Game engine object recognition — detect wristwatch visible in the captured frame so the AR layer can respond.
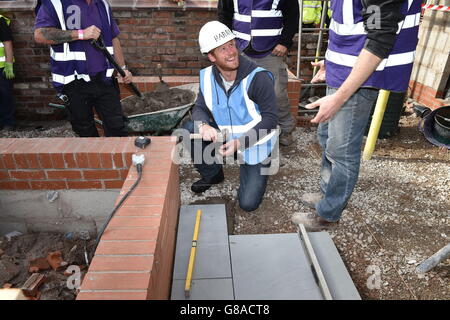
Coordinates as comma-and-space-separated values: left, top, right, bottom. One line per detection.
77, 29, 84, 40
197, 122, 208, 130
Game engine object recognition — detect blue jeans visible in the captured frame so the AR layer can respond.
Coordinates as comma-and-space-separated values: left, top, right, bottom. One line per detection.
0, 69, 16, 127
315, 87, 379, 222
183, 120, 270, 212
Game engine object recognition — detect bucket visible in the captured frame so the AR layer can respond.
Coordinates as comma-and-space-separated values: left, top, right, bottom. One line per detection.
364, 91, 406, 139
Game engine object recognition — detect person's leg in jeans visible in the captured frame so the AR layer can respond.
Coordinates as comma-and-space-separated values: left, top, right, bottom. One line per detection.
315, 87, 378, 222
244, 54, 295, 141
0, 69, 16, 128
238, 161, 270, 212
182, 120, 223, 180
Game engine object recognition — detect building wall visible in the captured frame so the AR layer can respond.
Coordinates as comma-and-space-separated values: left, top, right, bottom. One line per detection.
0, 0, 321, 119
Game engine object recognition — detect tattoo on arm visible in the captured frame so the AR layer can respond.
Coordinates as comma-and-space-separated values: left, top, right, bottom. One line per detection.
39, 28, 75, 44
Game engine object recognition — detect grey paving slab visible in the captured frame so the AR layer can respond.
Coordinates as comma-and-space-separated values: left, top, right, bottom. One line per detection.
229, 233, 323, 300
171, 279, 234, 300
308, 232, 361, 300
172, 204, 232, 280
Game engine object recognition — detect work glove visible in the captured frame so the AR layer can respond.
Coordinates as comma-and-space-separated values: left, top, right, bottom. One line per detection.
3, 62, 14, 80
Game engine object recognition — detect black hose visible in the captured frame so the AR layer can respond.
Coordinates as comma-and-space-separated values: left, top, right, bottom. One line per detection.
90, 163, 143, 260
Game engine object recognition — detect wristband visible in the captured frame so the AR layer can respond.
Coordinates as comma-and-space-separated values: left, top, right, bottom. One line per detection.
77, 29, 84, 40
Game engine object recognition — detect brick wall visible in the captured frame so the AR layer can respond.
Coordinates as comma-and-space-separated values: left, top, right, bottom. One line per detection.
0, 136, 180, 299
0, 0, 314, 120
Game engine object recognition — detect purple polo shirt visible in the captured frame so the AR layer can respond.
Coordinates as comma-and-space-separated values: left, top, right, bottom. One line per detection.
35, 0, 120, 76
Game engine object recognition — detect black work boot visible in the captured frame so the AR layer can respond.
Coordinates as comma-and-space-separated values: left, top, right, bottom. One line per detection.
191, 170, 224, 193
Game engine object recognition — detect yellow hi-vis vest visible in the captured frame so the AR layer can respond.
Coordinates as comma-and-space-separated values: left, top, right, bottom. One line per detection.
302, 1, 322, 25
0, 15, 11, 68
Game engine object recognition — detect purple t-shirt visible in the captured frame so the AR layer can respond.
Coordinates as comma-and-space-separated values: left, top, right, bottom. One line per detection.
35, 0, 120, 76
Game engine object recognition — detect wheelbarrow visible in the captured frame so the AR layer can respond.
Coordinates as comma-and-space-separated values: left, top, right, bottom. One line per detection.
49, 83, 199, 135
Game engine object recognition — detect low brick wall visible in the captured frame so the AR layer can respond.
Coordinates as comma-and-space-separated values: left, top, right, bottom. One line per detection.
409, 80, 448, 109
0, 137, 180, 300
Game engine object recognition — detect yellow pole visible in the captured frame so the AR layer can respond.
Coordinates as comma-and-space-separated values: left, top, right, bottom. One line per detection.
363, 89, 390, 160
184, 209, 202, 298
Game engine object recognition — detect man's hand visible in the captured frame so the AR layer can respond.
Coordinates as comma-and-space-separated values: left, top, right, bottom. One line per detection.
118, 69, 132, 84
311, 60, 326, 83
3, 62, 14, 80
219, 139, 240, 157
199, 124, 218, 142
83, 25, 101, 40
305, 92, 346, 123
271, 44, 288, 57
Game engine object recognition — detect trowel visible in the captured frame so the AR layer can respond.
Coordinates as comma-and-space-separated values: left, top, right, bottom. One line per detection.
155, 63, 170, 92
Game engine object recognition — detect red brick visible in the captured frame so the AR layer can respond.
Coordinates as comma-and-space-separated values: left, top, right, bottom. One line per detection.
50, 153, 65, 169
108, 216, 162, 228
67, 181, 102, 189
99, 153, 113, 169
0, 181, 31, 189
76, 153, 89, 168
26, 154, 41, 169
0, 170, 9, 180
83, 169, 120, 180
2, 154, 16, 169
13, 154, 28, 169
76, 291, 147, 300
101, 227, 159, 241
46, 170, 82, 180
112, 153, 124, 168
80, 272, 151, 290
10, 170, 46, 180
89, 256, 154, 272
63, 153, 77, 168
95, 240, 156, 255
87, 153, 101, 168
38, 153, 53, 168
116, 206, 164, 217
119, 196, 165, 206
104, 180, 125, 189
30, 180, 67, 190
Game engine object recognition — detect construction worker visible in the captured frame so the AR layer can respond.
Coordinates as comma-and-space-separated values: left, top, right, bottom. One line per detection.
33, 0, 133, 137
218, 0, 299, 146
0, 13, 16, 131
183, 21, 278, 212
291, 0, 422, 230
302, 1, 322, 29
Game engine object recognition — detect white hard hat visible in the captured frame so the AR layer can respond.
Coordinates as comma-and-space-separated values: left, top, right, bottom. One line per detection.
198, 21, 236, 54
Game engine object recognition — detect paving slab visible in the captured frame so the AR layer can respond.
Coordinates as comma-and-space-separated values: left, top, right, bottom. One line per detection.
171, 279, 234, 300
172, 204, 231, 278
308, 232, 361, 300
229, 233, 323, 300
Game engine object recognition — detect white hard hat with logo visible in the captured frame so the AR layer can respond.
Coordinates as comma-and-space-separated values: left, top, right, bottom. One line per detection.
198, 21, 236, 54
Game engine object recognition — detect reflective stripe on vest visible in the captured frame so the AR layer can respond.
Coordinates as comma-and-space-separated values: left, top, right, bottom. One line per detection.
326, 0, 421, 92
200, 66, 277, 164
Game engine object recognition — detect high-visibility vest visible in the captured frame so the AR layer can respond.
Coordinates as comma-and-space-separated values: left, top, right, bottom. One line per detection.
302, 1, 322, 24
0, 15, 11, 68
326, 0, 421, 92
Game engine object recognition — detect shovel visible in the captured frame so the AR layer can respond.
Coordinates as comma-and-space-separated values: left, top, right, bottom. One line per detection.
91, 36, 145, 100
155, 63, 170, 92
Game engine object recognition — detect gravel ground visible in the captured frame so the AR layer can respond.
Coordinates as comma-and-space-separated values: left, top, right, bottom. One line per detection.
179, 106, 450, 300
1, 106, 448, 300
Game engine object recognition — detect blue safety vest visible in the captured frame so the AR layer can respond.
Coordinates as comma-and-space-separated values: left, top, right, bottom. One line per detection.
36, 0, 115, 89
326, 0, 421, 92
232, 0, 287, 52
199, 66, 277, 165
